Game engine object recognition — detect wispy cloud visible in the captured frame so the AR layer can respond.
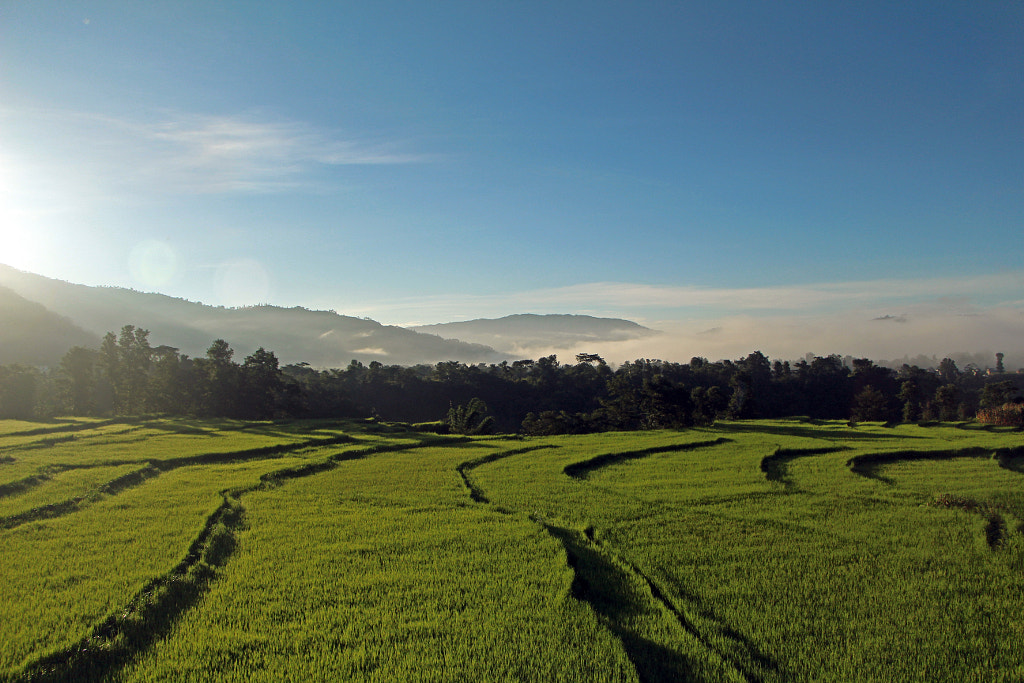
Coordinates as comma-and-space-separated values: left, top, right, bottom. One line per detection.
138, 114, 426, 192
1, 106, 427, 195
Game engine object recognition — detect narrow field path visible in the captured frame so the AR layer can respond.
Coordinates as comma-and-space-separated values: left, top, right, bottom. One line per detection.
539, 521, 770, 683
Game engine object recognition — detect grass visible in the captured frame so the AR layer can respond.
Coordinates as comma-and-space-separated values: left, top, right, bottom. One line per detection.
114, 443, 635, 682
0, 417, 1021, 682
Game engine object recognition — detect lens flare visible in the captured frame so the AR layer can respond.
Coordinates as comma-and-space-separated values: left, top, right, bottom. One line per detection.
214, 258, 270, 307
128, 240, 178, 289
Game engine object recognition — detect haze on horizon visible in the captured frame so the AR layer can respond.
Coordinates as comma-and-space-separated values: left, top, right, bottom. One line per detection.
1, 3, 1022, 366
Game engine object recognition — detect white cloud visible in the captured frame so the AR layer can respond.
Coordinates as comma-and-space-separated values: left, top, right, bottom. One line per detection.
352, 347, 388, 356
138, 114, 425, 192
1, 107, 427, 196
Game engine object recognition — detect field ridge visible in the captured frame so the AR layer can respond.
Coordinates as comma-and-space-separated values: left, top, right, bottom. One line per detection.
847, 446, 1005, 483
459, 439, 770, 683
5, 431, 463, 681
9, 494, 244, 683
563, 437, 731, 479
759, 446, 848, 490
0, 433, 370, 530
456, 444, 557, 504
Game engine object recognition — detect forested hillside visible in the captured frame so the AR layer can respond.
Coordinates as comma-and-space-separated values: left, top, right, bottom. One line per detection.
0, 265, 500, 367
0, 286, 98, 366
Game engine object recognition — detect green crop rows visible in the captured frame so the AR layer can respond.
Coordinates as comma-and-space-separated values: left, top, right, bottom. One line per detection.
1, 418, 1022, 681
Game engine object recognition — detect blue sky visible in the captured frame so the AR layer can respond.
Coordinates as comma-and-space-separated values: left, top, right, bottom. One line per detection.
2, 2, 1022, 362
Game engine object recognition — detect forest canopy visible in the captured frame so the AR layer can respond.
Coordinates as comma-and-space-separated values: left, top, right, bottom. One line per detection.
1, 325, 1021, 432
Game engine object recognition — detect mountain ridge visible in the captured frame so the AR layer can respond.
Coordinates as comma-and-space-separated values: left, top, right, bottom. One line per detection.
0, 285, 100, 366
0, 265, 654, 367
412, 313, 656, 354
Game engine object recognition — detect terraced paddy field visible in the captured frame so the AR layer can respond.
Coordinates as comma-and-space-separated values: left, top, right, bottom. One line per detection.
1, 418, 1021, 682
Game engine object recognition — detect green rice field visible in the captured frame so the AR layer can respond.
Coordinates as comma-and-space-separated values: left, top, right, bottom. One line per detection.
1, 417, 1022, 681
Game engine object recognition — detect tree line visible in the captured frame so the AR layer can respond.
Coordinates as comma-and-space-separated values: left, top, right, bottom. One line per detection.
0, 324, 1021, 432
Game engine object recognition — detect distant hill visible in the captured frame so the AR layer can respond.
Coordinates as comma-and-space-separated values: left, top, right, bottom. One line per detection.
412, 314, 656, 355
0, 285, 99, 366
0, 265, 500, 367
0, 265, 656, 367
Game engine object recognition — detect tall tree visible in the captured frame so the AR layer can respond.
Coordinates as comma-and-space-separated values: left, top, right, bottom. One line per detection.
934, 384, 960, 421
0, 365, 38, 419
897, 380, 921, 423
58, 346, 96, 415
197, 339, 240, 417
241, 347, 285, 419
148, 346, 188, 414
96, 331, 120, 414
117, 325, 152, 414
937, 358, 960, 384
851, 385, 890, 422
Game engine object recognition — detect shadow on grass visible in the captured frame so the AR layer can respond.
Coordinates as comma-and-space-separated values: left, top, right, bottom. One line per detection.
760, 447, 847, 491
846, 446, 1009, 484
994, 447, 1024, 475
543, 524, 774, 683
0, 472, 52, 498
11, 429, 464, 681
543, 524, 699, 682
136, 416, 362, 441
716, 421, 918, 442
14, 497, 244, 683
564, 438, 731, 480
456, 444, 558, 504
955, 422, 1024, 433
0, 419, 121, 438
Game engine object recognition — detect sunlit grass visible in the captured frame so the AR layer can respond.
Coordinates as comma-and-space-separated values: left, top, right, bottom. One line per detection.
472, 420, 1024, 681
114, 444, 636, 682
1, 417, 1022, 681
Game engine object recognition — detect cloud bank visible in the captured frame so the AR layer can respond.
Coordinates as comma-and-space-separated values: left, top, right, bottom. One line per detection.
338, 273, 1024, 367
550, 308, 1024, 369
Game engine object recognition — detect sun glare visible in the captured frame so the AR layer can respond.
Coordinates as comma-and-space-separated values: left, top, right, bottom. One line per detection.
0, 214, 52, 275
0, 154, 56, 275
